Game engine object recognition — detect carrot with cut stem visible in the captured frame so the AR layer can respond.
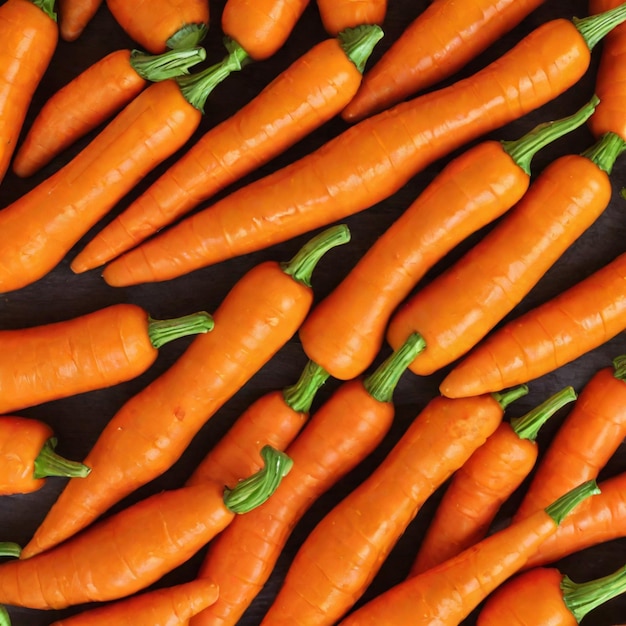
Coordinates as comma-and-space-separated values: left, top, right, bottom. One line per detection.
71, 24, 383, 272
386, 131, 625, 377
20, 225, 349, 560
259, 385, 528, 625
298, 98, 598, 381
100, 6, 626, 288
188, 332, 426, 626
58, 0, 102, 41
12, 46, 207, 178
0, 303, 213, 414
0, 447, 291, 609
316, 0, 387, 36
409, 386, 576, 577
337, 481, 600, 626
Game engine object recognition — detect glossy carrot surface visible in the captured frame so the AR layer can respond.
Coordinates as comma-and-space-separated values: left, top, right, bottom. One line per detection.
58, 0, 102, 41
316, 0, 387, 35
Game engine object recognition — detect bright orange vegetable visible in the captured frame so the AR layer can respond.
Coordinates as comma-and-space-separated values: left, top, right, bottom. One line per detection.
337, 482, 600, 625
316, 0, 387, 35
0, 303, 212, 414
188, 332, 425, 626
100, 7, 626, 288
259, 386, 527, 625
20, 226, 349, 560
386, 131, 623, 377
57, 0, 102, 41
0, 0, 58, 187
0, 447, 291, 609
0, 417, 90, 495
298, 99, 597, 381
409, 386, 576, 577
341, 0, 546, 122
71, 25, 383, 272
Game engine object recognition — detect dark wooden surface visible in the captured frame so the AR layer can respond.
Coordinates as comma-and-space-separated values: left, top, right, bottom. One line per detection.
1, 0, 626, 624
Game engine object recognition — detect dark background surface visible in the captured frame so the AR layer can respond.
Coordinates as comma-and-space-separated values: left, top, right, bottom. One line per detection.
1, 0, 626, 624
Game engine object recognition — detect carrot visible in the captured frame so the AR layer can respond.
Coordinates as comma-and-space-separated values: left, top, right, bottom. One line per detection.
0, 446, 291, 609
440, 251, 626, 398
341, 0, 547, 123
298, 98, 598, 381
100, 6, 626, 288
336, 481, 600, 626
477, 564, 626, 625
50, 579, 219, 626
316, 0, 387, 35
385, 131, 625, 377
0, 0, 58, 187
0, 42, 246, 294
71, 24, 384, 272
0, 416, 90, 496
58, 0, 102, 41
188, 332, 426, 626
20, 225, 349, 560
409, 386, 576, 577
105, 0, 209, 53
259, 385, 527, 625
12, 46, 207, 178
0, 303, 213, 414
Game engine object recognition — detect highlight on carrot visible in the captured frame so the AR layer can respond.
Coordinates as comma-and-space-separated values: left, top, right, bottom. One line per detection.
316, 0, 387, 36
58, 0, 102, 41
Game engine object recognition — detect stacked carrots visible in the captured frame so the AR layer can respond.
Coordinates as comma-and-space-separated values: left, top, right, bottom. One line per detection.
1, 1, 626, 626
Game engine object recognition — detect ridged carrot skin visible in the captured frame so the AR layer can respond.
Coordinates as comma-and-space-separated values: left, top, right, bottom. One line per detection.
316, 0, 387, 35
58, 0, 102, 41
341, 0, 546, 122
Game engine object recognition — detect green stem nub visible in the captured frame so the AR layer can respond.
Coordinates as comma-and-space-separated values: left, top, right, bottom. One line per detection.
509, 386, 577, 442
283, 360, 330, 413
131, 47, 207, 82
575, 2, 626, 51
33, 438, 91, 480
613, 354, 626, 381
223, 446, 293, 513
0, 606, 10, 626
501, 95, 599, 176
281, 224, 351, 287
338, 24, 384, 74
32, 0, 56, 21
0, 543, 21, 559
166, 23, 209, 51
364, 332, 426, 403
545, 480, 600, 526
148, 311, 214, 349
491, 385, 529, 411
581, 131, 626, 175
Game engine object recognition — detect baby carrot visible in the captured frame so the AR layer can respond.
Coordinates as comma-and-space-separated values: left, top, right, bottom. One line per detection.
409, 386, 576, 577
0, 447, 291, 609
298, 98, 598, 381
316, 0, 387, 35
57, 0, 102, 41
0, 417, 90, 496
101, 6, 626, 287
337, 481, 600, 625
188, 332, 425, 626
260, 386, 527, 625
386, 131, 624, 377
71, 24, 383, 272
0, 303, 213, 414
20, 226, 349, 559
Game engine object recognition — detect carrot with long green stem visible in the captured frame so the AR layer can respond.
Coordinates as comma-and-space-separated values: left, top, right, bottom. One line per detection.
298, 98, 598, 381
101, 5, 626, 287
316, 0, 387, 35
409, 386, 576, 577
57, 0, 102, 41
71, 24, 383, 272
21, 225, 349, 560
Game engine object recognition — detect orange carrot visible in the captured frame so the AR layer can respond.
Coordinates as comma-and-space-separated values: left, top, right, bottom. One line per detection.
409, 386, 576, 577
0, 447, 291, 609
20, 226, 349, 560
188, 332, 425, 626
259, 386, 527, 625
58, 0, 102, 41
336, 482, 600, 625
316, 0, 387, 35
0, 416, 90, 495
298, 98, 598, 381
12, 46, 206, 178
71, 24, 383, 272
0, 303, 212, 414
100, 7, 626, 288
341, 0, 547, 123
0, 0, 58, 186
385, 131, 624, 377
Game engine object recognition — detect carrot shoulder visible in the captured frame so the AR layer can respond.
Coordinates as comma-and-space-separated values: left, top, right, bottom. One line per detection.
316, 0, 387, 35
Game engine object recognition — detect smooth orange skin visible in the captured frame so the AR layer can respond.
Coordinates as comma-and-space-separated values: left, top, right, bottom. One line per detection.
58, 0, 103, 41
317, 0, 387, 36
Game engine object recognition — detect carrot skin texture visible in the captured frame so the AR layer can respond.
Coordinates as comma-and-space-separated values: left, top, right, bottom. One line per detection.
316, 0, 387, 35
58, 0, 102, 41
102, 18, 592, 287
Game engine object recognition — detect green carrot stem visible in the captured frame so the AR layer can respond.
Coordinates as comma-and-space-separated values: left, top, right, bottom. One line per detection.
0, 543, 21, 559
581, 131, 626, 175
31, 0, 56, 20
502, 95, 599, 176
545, 480, 600, 526
613, 354, 626, 381
33, 438, 91, 479
282, 360, 330, 413
148, 311, 214, 349
338, 24, 384, 74
575, 2, 626, 51
491, 385, 529, 410
166, 22, 208, 51
223, 446, 293, 513
364, 332, 426, 403
281, 224, 351, 287
0, 606, 10, 626
509, 386, 577, 442
130, 47, 207, 81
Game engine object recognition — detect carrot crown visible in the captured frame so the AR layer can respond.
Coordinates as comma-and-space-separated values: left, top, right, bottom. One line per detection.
0, 543, 21, 559
33, 438, 91, 480
544, 480, 601, 526
613, 354, 626, 380
0, 605, 10, 626
31, 0, 56, 21
282, 360, 330, 413
575, 2, 626, 51
338, 24, 384, 74
491, 385, 529, 410
147, 310, 214, 348
581, 131, 626, 175
130, 47, 207, 82
223, 446, 293, 514
167, 23, 209, 52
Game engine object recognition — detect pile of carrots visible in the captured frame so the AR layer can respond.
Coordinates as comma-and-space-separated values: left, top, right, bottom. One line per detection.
2, 0, 626, 624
